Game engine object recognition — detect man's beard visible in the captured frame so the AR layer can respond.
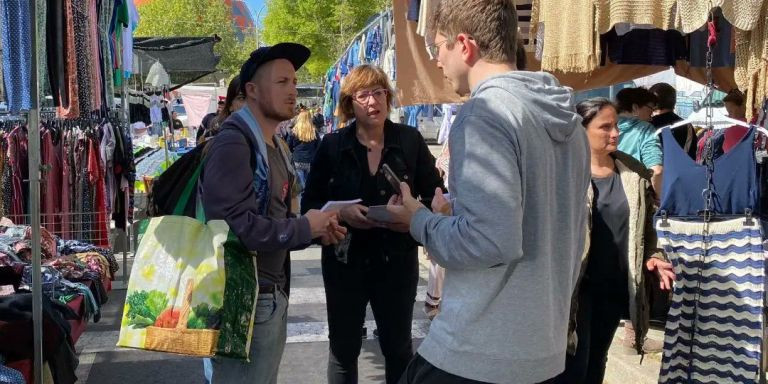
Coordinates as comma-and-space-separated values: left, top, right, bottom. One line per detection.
259, 98, 293, 122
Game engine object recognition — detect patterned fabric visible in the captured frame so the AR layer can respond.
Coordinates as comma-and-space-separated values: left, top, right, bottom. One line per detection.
73, 0, 92, 116
0, 362, 25, 384
60, 0, 80, 118
657, 218, 765, 384
58, 239, 118, 275
99, 0, 115, 109
36, 0, 51, 99
0, 0, 32, 113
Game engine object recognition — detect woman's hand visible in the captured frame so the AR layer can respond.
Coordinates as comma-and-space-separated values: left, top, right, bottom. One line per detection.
339, 204, 376, 229
646, 258, 675, 290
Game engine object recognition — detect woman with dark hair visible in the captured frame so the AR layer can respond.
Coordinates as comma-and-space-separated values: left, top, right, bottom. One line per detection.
301, 64, 443, 384
197, 75, 246, 142
614, 87, 663, 197
555, 98, 674, 384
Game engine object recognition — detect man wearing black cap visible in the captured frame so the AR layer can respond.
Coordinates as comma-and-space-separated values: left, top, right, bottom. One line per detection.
201, 43, 346, 384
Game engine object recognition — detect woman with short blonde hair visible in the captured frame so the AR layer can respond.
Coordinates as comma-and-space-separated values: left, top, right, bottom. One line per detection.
302, 64, 444, 384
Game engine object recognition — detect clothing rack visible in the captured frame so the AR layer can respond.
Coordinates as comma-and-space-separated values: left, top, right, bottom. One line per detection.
330, 9, 392, 70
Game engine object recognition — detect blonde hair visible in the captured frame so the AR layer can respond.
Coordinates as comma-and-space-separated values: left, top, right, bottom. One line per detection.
294, 110, 316, 142
337, 65, 394, 123
429, 0, 518, 63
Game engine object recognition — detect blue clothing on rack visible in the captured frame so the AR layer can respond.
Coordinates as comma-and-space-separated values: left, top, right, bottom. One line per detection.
659, 127, 758, 217
0, 0, 33, 113
403, 105, 426, 128
407, 0, 420, 21
690, 9, 735, 68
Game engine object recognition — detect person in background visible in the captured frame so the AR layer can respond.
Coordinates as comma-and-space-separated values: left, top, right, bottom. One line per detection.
198, 76, 246, 143
301, 64, 443, 384
554, 98, 674, 384
171, 111, 184, 131
201, 43, 345, 384
650, 82, 696, 160
199, 97, 225, 140
312, 106, 325, 136
697, 89, 751, 161
386, 0, 591, 382
615, 87, 663, 198
287, 110, 320, 193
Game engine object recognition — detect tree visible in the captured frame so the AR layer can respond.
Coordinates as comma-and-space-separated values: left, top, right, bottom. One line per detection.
262, 0, 389, 83
135, 0, 259, 78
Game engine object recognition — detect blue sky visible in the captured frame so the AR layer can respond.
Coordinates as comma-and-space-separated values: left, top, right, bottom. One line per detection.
243, 0, 267, 23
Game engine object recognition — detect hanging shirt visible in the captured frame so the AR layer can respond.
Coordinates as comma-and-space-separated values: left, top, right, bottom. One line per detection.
0, 0, 33, 113
659, 126, 758, 217
123, 0, 139, 77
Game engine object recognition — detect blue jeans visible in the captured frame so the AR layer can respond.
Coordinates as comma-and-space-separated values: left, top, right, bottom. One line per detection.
203, 289, 289, 384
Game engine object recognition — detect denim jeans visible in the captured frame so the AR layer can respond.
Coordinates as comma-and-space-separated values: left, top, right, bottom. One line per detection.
203, 289, 289, 384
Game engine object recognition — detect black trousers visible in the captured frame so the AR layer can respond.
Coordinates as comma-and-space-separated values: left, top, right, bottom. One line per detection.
553, 283, 628, 384
323, 248, 419, 384
398, 354, 558, 384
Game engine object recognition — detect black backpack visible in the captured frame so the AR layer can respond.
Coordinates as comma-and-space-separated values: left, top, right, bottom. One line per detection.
146, 141, 210, 218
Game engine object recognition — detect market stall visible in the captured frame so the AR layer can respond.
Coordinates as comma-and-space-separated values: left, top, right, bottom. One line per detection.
0, 0, 141, 382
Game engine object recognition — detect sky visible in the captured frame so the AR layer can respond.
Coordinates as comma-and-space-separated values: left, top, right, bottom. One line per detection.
243, 0, 267, 23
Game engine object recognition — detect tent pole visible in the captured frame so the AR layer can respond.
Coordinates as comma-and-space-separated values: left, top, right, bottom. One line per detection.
28, 0, 44, 383
122, 79, 130, 283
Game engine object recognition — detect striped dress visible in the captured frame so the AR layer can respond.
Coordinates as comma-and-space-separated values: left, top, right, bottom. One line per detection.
656, 218, 765, 384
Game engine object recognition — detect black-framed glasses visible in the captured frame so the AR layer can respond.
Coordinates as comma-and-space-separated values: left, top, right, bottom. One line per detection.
353, 88, 388, 103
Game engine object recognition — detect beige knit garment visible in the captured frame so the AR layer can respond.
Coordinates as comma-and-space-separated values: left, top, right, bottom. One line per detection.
593, 0, 676, 35
676, 0, 765, 33
530, 0, 600, 72
734, 1, 768, 119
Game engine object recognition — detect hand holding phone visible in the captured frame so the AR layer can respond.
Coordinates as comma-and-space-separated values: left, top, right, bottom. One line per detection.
381, 164, 402, 195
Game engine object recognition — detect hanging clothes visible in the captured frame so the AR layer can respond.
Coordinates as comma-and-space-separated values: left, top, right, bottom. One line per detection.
88, 0, 102, 112
601, 27, 688, 66
0, 0, 33, 113
530, 0, 599, 73
99, 0, 115, 109
46, 0, 67, 111
60, 0, 80, 119
73, 0, 93, 117
659, 127, 759, 217
656, 218, 764, 384
689, 9, 736, 68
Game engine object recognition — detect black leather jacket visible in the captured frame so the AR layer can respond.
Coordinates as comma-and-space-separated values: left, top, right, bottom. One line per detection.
301, 119, 444, 267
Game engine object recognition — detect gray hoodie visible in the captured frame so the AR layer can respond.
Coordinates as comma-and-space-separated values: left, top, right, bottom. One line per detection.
410, 72, 591, 383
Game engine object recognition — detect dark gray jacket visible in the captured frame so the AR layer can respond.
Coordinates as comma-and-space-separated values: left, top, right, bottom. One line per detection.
200, 108, 312, 253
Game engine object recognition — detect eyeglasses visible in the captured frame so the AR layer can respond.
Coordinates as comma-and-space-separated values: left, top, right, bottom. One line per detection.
353, 88, 388, 103
645, 104, 657, 110
426, 39, 451, 58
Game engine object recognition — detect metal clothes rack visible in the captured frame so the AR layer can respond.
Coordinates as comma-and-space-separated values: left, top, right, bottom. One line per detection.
16, 0, 132, 381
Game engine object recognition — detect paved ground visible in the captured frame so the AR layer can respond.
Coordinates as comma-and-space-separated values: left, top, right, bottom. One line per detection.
73, 244, 663, 384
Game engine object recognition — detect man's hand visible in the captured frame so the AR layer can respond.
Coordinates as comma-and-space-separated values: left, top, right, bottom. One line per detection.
431, 188, 452, 215
321, 215, 348, 245
304, 209, 337, 238
339, 204, 376, 229
646, 258, 675, 290
386, 182, 426, 228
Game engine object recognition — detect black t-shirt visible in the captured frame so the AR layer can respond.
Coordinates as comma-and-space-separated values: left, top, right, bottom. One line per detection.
652, 111, 696, 159
585, 172, 630, 301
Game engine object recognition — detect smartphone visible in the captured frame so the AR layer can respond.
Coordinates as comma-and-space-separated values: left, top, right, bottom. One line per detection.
381, 164, 402, 194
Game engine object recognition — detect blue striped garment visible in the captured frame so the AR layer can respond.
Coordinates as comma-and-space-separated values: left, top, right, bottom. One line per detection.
656, 218, 765, 384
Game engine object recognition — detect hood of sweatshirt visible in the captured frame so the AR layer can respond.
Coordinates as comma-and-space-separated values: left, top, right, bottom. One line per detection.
471, 71, 582, 143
